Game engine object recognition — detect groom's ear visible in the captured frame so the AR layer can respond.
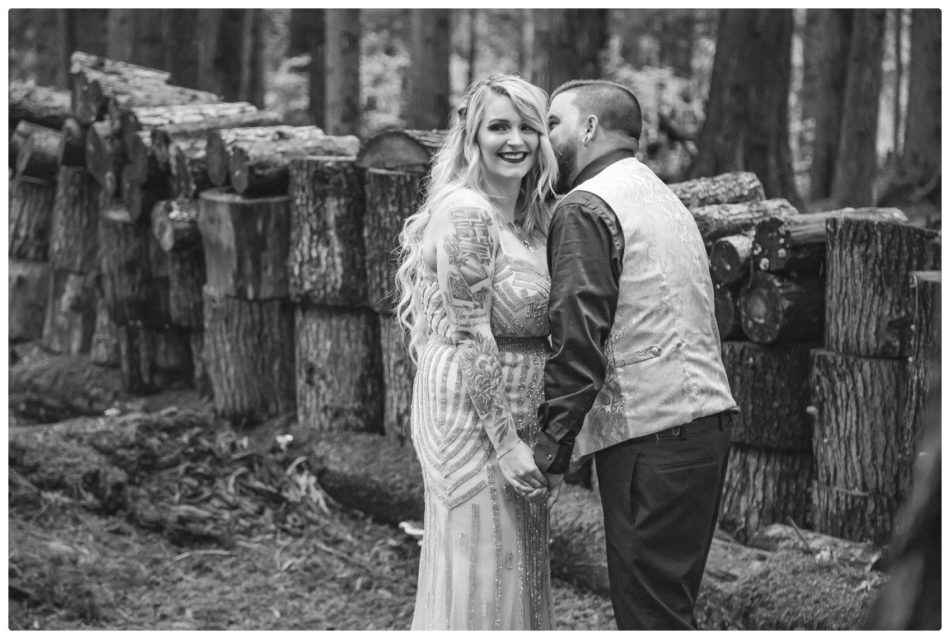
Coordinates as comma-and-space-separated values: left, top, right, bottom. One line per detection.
583, 115, 599, 143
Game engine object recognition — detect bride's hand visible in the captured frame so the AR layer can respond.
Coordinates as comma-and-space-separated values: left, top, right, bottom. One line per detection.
544, 473, 563, 510
499, 441, 548, 499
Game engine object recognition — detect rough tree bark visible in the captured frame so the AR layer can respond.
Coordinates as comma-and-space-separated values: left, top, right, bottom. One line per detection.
825, 218, 940, 358
378, 313, 416, 446
718, 444, 814, 543
14, 123, 62, 180
689, 10, 801, 209
228, 134, 360, 196
295, 306, 382, 434
690, 198, 798, 244
9, 260, 50, 343
197, 190, 290, 300
9, 176, 55, 262
9, 82, 72, 130
810, 349, 909, 544
49, 166, 100, 274
719, 340, 815, 450
41, 269, 98, 355
356, 129, 445, 173
287, 157, 367, 306
203, 289, 296, 424
363, 168, 426, 313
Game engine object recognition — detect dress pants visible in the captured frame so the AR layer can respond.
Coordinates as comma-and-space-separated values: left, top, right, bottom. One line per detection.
594, 413, 731, 630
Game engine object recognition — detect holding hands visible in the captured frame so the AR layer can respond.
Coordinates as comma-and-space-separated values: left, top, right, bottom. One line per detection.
499, 441, 563, 508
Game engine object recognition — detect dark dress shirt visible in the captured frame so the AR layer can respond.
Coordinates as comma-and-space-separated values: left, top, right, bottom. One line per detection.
534, 149, 633, 474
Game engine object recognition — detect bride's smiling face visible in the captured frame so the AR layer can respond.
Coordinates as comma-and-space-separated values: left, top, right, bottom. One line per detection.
476, 93, 540, 188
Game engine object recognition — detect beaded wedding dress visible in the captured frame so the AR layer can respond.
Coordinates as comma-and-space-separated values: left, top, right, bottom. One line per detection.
409, 194, 553, 630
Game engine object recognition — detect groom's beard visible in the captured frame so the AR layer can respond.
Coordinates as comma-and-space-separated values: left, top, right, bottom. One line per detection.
553, 144, 576, 195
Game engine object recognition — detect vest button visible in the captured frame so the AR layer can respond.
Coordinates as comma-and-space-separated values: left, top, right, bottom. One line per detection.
546, 454, 553, 461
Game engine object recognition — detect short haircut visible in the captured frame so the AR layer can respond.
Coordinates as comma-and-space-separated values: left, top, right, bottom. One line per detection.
551, 79, 642, 140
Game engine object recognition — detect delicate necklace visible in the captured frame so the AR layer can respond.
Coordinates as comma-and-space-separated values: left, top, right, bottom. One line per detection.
505, 220, 536, 253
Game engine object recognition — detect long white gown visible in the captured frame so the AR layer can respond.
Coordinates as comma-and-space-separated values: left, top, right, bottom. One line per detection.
409, 194, 553, 630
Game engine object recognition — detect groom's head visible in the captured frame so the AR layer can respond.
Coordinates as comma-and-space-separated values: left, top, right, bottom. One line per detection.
547, 79, 642, 192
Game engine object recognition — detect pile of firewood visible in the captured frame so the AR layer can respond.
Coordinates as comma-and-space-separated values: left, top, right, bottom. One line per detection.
696, 186, 940, 544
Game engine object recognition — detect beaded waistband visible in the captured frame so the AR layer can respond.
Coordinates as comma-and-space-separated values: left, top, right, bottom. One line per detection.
494, 335, 549, 354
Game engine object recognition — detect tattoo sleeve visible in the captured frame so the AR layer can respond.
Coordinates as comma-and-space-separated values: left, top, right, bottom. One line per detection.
437, 205, 520, 457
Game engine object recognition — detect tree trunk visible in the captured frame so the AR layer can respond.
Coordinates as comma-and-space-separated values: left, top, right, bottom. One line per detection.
238, 9, 266, 108
363, 168, 426, 313
205, 125, 325, 187
379, 313, 415, 446
713, 282, 744, 341
50, 166, 100, 273
189, 330, 212, 398
690, 198, 798, 244
40, 269, 98, 355
295, 306, 382, 433
753, 207, 908, 273
688, 10, 801, 209
116, 322, 193, 394
876, 9, 941, 209
9, 260, 50, 343
825, 217, 940, 358
161, 10, 201, 90
151, 110, 282, 174
406, 10, 451, 129
720, 340, 816, 450
738, 271, 824, 345
106, 81, 220, 134
806, 10, 852, 200
324, 9, 361, 135
168, 138, 210, 199
70, 56, 168, 125
658, 10, 696, 77
287, 157, 367, 306
710, 233, 754, 285
297, 9, 326, 127
229, 134, 360, 197
14, 122, 62, 180
151, 198, 201, 253
890, 9, 903, 156
668, 171, 765, 209
202, 289, 296, 424
57, 117, 87, 167
810, 348, 909, 544
107, 9, 165, 70
9, 175, 55, 262
97, 206, 170, 327
902, 9, 940, 181
718, 443, 814, 543
467, 10, 479, 86
90, 296, 120, 367
532, 9, 608, 92
197, 190, 290, 300
830, 9, 885, 207
9, 82, 72, 130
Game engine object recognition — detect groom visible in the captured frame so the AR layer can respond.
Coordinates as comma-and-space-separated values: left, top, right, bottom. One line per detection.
533, 79, 737, 629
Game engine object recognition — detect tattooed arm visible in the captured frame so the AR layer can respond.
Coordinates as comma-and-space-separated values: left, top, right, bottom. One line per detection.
435, 203, 521, 458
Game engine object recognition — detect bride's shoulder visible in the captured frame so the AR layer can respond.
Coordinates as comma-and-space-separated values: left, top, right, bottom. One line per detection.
438, 186, 492, 215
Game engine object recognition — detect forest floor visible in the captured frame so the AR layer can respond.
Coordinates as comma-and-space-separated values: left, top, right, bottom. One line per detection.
8, 392, 615, 631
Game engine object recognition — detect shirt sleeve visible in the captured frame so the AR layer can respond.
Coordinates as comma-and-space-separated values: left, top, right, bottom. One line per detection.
436, 203, 521, 458
533, 195, 623, 474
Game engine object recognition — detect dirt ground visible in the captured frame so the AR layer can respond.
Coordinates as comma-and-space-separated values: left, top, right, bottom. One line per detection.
8, 404, 615, 631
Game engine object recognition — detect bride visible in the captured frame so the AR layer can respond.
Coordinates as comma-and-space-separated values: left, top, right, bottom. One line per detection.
395, 73, 560, 630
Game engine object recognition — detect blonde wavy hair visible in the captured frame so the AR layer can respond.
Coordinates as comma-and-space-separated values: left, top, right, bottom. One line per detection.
394, 73, 558, 362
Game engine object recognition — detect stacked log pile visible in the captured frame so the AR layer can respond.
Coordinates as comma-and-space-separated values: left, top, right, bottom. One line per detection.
9, 83, 72, 345
357, 130, 445, 445
811, 219, 940, 544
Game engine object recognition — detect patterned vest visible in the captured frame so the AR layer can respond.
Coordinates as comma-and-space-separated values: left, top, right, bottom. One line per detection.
571, 157, 737, 459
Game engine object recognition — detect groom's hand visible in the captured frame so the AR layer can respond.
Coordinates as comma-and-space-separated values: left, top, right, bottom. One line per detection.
499, 441, 549, 503
544, 473, 564, 510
